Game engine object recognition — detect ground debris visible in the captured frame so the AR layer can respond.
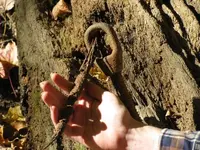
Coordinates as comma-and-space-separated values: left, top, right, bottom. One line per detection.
0, 106, 27, 150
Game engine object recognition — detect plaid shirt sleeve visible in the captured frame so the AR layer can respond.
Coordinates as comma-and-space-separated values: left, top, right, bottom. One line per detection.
160, 129, 200, 150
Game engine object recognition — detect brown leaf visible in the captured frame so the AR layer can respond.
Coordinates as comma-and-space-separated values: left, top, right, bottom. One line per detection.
0, 106, 27, 149
52, 0, 71, 20
10, 121, 26, 131
0, 41, 18, 79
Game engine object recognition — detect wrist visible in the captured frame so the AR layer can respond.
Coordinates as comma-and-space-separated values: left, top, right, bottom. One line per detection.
126, 125, 162, 150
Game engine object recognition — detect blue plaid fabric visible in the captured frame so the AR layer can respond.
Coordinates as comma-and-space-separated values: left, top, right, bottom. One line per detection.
160, 129, 200, 150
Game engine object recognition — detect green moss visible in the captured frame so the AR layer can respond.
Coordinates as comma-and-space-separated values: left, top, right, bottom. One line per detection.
30, 90, 42, 114
73, 142, 87, 150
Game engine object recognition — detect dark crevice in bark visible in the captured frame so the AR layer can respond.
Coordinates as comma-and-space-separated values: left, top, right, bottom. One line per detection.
160, 21, 200, 86
162, 1, 200, 63
140, 0, 154, 17
162, 1, 187, 38
20, 64, 29, 116
183, 0, 200, 24
193, 98, 200, 130
137, 0, 200, 129
131, 83, 148, 106
88, 2, 115, 25
144, 1, 200, 87
120, 30, 137, 65
144, 105, 168, 128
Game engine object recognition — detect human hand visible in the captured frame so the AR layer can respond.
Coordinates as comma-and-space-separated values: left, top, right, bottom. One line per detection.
40, 73, 144, 150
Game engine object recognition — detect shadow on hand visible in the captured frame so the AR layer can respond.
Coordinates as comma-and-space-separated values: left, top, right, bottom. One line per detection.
84, 99, 107, 149
68, 97, 107, 149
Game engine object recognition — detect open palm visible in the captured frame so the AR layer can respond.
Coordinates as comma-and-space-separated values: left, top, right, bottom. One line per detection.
40, 73, 142, 150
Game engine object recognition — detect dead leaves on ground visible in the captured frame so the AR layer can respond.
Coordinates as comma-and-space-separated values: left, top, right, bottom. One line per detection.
0, 1, 24, 149
0, 106, 27, 149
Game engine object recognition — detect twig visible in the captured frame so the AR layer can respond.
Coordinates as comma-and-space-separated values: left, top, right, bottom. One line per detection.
43, 38, 97, 150
0, 39, 13, 44
1, 14, 7, 37
8, 73, 17, 98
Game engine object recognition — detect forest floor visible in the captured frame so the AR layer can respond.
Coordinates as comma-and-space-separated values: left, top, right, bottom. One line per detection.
0, 3, 27, 149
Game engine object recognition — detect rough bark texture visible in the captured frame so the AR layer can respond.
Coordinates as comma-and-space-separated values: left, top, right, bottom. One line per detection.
16, 0, 200, 149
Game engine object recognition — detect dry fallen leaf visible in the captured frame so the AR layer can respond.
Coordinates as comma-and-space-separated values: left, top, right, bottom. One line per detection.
89, 66, 107, 82
10, 121, 26, 131
11, 138, 26, 150
0, 106, 27, 149
0, 41, 18, 79
0, 0, 15, 14
0, 41, 18, 97
3, 106, 25, 123
0, 123, 27, 149
52, 0, 71, 20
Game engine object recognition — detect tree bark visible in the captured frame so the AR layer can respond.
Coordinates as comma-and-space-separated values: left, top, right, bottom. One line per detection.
16, 0, 200, 149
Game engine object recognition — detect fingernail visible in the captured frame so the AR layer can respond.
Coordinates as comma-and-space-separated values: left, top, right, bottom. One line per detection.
39, 81, 45, 88
50, 105, 55, 110
50, 72, 56, 78
50, 72, 56, 76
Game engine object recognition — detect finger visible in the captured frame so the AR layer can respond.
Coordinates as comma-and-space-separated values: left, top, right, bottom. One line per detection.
50, 73, 74, 94
50, 106, 59, 126
71, 99, 89, 126
40, 81, 65, 101
41, 91, 65, 108
65, 97, 92, 136
64, 125, 84, 137
85, 82, 105, 101
51, 105, 85, 136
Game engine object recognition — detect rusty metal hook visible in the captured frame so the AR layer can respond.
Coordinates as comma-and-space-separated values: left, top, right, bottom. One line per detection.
84, 23, 139, 120
84, 22, 122, 76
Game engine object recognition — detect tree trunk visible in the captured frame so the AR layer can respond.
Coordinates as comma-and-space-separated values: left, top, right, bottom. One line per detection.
16, 0, 200, 149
